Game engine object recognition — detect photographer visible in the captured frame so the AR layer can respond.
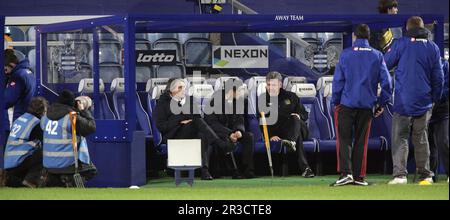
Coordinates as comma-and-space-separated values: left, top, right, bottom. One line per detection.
39, 90, 97, 187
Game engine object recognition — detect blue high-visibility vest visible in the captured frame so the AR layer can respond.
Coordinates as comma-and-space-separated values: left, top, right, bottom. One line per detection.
4, 113, 41, 169
41, 114, 91, 169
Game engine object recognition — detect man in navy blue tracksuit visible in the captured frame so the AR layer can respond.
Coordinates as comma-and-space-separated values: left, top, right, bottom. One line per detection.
429, 58, 449, 182
384, 16, 444, 185
331, 24, 392, 186
1, 49, 36, 185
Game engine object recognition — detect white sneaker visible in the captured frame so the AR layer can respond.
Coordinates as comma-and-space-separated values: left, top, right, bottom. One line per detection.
388, 177, 407, 185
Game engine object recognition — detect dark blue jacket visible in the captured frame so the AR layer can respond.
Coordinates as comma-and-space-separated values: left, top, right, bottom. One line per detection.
441, 58, 449, 102
332, 39, 393, 109
430, 58, 449, 122
384, 28, 444, 116
3, 59, 36, 131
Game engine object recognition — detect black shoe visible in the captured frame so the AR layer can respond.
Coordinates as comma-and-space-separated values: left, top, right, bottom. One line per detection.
232, 170, 243, 179
281, 140, 296, 152
301, 168, 315, 178
330, 174, 354, 187
201, 169, 213, 181
353, 177, 369, 186
243, 170, 256, 179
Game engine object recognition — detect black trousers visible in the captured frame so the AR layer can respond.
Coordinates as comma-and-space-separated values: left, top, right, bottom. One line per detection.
0, 131, 8, 170
216, 131, 255, 174
334, 105, 372, 178
5, 149, 43, 187
429, 118, 449, 177
173, 118, 218, 169
268, 115, 310, 171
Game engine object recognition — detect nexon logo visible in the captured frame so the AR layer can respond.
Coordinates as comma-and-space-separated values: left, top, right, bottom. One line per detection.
213, 46, 269, 69
136, 50, 177, 66
223, 48, 268, 59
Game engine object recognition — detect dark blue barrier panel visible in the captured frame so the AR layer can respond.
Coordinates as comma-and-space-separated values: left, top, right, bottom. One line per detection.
86, 131, 146, 187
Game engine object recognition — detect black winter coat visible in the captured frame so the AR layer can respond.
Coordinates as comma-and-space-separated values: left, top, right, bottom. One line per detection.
204, 91, 246, 139
153, 92, 201, 143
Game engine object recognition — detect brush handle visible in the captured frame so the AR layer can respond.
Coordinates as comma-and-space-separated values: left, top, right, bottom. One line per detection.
70, 112, 79, 172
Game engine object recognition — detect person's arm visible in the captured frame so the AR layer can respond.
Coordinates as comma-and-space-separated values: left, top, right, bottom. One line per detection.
384, 40, 401, 70
29, 124, 43, 144
76, 109, 96, 137
153, 100, 183, 134
293, 95, 308, 121
204, 97, 233, 136
205, 112, 233, 137
378, 55, 393, 106
331, 55, 346, 106
4, 77, 25, 109
430, 46, 444, 103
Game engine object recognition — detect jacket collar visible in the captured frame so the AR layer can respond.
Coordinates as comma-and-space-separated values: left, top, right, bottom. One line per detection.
353, 39, 370, 47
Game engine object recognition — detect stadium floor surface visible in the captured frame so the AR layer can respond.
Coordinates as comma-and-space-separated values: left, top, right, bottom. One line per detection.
0, 175, 448, 200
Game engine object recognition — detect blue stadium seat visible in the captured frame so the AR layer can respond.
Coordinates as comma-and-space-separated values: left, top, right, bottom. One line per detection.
322, 83, 335, 138
184, 38, 212, 67
155, 64, 185, 78
153, 39, 182, 62
145, 78, 170, 98
147, 33, 178, 42
291, 83, 332, 152
185, 76, 206, 90
62, 64, 93, 84
78, 78, 116, 120
135, 33, 149, 41
244, 76, 266, 92
28, 49, 36, 72
110, 78, 152, 136
147, 85, 168, 154
316, 76, 334, 112
178, 33, 209, 44
136, 40, 152, 50
26, 27, 36, 42
205, 78, 217, 88
188, 84, 215, 117
99, 43, 121, 64
136, 66, 153, 83
99, 64, 123, 84
5, 26, 25, 42
282, 76, 307, 91
213, 76, 242, 91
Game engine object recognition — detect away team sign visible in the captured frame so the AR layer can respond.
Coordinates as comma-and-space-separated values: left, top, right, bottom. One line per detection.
213, 46, 269, 69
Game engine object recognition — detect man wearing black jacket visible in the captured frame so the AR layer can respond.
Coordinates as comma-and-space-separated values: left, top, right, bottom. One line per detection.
153, 78, 234, 180
205, 79, 255, 179
257, 71, 314, 178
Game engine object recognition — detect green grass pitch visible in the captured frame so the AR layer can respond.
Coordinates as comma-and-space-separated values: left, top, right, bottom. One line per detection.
0, 175, 448, 200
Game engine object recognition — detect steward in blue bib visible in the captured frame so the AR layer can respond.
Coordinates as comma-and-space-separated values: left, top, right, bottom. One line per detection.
3, 97, 48, 188
40, 90, 96, 187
